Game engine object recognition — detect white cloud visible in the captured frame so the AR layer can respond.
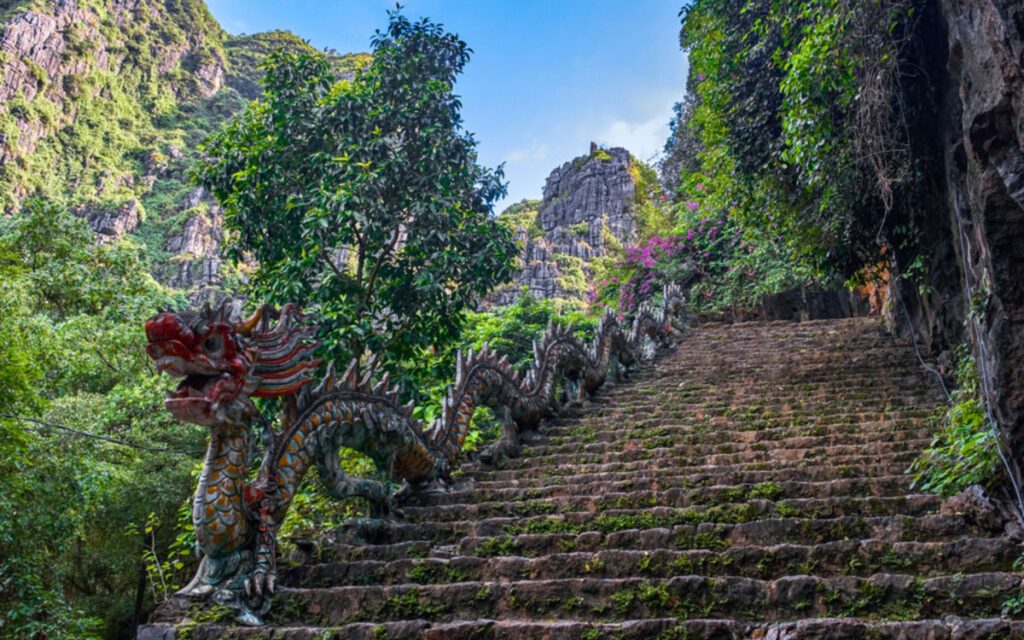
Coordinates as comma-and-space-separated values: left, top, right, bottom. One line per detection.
504, 142, 549, 164
595, 113, 672, 164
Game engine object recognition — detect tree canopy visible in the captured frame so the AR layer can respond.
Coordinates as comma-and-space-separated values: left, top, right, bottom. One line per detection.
198, 11, 518, 376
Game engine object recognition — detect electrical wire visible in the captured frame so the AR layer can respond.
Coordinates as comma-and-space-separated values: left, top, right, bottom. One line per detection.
0, 414, 204, 455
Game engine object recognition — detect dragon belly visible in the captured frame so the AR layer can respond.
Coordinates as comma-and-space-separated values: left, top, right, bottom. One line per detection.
194, 428, 250, 557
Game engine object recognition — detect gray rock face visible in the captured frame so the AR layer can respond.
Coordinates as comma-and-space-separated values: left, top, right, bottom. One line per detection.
75, 199, 142, 240
491, 146, 639, 305
164, 188, 226, 296
539, 146, 636, 254
939, 0, 1024, 459
0, 0, 226, 165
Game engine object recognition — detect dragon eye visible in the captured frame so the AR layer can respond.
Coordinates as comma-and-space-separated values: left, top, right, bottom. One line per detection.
204, 336, 222, 353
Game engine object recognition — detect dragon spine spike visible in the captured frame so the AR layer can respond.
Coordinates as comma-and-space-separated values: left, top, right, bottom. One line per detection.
358, 368, 374, 391
313, 362, 338, 396
342, 359, 359, 389
372, 373, 391, 396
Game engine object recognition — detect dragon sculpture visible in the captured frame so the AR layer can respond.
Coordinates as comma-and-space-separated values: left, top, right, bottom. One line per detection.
145, 286, 686, 623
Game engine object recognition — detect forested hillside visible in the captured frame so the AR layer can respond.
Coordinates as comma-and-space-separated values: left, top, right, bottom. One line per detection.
0, 1, 369, 637
0, 0, 367, 298
3, 0, 1024, 638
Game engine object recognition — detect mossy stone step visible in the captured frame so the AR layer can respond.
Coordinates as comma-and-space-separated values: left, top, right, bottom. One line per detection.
410, 475, 915, 508
316, 513, 999, 563
264, 573, 1022, 626
284, 536, 1018, 587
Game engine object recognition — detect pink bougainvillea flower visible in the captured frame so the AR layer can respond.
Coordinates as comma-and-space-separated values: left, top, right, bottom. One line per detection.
687, 229, 695, 240
687, 201, 699, 211
696, 183, 704, 192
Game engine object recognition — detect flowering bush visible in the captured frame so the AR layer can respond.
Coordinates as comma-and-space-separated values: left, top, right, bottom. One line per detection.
592, 198, 819, 317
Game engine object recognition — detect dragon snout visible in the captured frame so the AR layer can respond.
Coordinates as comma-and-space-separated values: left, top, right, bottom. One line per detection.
146, 312, 195, 346
145, 313, 199, 367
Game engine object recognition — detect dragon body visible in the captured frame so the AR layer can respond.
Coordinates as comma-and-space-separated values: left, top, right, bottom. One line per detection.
145, 286, 686, 623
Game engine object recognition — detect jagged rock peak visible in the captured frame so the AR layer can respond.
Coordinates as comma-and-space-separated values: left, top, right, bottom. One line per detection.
489, 144, 645, 306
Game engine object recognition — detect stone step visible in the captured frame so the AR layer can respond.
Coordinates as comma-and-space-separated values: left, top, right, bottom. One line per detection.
532, 420, 933, 450
482, 449, 922, 479
402, 494, 943, 528
319, 513, 997, 563
461, 461, 911, 487
400, 488, 939, 524
411, 475, 915, 508
154, 617, 1024, 640
498, 437, 932, 469
284, 536, 1018, 587
265, 572, 1022, 625
328, 502, 966, 550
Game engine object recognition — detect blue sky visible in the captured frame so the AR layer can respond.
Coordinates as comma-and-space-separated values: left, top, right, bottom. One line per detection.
206, 0, 688, 211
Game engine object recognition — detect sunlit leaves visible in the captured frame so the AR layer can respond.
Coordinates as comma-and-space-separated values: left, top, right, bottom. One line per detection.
198, 10, 517, 380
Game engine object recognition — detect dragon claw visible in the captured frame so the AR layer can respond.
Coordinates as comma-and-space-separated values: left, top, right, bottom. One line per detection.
245, 568, 276, 600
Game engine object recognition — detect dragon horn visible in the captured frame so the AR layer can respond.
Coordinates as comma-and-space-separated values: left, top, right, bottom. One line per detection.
235, 306, 265, 336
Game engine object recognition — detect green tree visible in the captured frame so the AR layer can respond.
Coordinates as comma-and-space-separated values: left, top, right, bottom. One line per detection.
198, 11, 517, 374
0, 200, 201, 639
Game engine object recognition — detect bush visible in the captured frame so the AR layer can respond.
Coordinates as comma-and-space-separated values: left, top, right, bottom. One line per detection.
910, 346, 999, 496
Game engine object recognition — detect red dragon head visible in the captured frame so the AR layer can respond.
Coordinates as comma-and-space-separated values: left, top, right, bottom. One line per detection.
145, 302, 320, 428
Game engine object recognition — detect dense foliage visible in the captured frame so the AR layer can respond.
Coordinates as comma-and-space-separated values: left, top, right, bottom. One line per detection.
198, 11, 518, 383
0, 201, 203, 639
665, 0, 917, 276
910, 346, 999, 496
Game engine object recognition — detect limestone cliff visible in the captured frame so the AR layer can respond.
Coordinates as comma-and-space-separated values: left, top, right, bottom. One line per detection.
938, 0, 1024, 459
0, 0, 367, 302
491, 145, 649, 305
886, 0, 1024, 467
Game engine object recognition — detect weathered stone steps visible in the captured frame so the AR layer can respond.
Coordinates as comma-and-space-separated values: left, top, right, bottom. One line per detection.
465, 462, 914, 487
400, 492, 942, 523
167, 617, 1024, 640
319, 513, 998, 563
410, 475, 916, 507
475, 449, 921, 479
264, 572, 1022, 625
144, 318, 1022, 639
285, 536, 1018, 587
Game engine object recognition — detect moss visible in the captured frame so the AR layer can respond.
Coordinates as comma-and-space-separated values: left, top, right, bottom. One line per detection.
553, 253, 588, 295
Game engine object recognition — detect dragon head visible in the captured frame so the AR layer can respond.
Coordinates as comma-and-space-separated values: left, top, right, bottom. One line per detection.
145, 302, 320, 428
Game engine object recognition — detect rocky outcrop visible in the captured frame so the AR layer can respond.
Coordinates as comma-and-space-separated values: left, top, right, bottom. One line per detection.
890, 0, 1024, 472
0, 0, 98, 164
1, 1, 369, 305
939, 0, 1024, 459
74, 199, 142, 240
539, 145, 637, 257
164, 187, 226, 295
0, 0, 226, 167
491, 145, 640, 305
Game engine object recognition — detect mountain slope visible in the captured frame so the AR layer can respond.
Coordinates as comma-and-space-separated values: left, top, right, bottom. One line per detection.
0, 0, 367, 299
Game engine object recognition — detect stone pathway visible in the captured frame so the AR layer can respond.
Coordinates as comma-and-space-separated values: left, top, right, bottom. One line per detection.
155, 318, 1024, 639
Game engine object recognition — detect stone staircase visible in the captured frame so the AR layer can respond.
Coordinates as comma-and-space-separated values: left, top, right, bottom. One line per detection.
152, 318, 1024, 639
